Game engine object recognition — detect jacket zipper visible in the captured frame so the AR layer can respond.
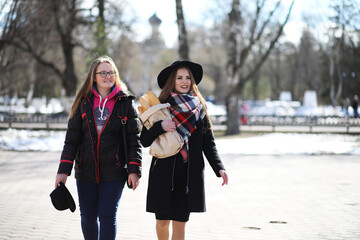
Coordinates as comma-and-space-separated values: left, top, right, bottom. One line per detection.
93, 95, 122, 183
84, 98, 99, 183
96, 135, 100, 183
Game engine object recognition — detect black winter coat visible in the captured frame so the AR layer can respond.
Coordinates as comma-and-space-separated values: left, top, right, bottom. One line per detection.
57, 91, 142, 183
140, 119, 225, 213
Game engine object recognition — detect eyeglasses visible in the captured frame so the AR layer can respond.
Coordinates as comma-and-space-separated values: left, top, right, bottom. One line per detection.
95, 71, 116, 78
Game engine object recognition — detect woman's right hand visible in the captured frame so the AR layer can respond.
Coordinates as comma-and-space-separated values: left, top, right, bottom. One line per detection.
55, 173, 68, 188
161, 120, 176, 132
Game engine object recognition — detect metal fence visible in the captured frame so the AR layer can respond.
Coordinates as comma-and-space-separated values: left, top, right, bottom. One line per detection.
246, 115, 360, 127
0, 112, 68, 130
2, 112, 360, 133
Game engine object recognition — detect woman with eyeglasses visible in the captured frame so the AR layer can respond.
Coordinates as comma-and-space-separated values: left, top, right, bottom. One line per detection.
54, 55, 142, 240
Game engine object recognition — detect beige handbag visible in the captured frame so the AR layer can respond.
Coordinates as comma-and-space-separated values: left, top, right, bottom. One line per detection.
140, 103, 183, 158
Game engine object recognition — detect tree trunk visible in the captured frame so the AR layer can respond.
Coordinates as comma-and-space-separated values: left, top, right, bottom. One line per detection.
63, 44, 77, 96
224, 0, 241, 135
94, 0, 107, 56
270, 48, 281, 100
290, 53, 298, 100
329, 28, 345, 106
53, 0, 78, 96
225, 93, 240, 135
329, 54, 336, 105
175, 0, 189, 60
252, 69, 260, 101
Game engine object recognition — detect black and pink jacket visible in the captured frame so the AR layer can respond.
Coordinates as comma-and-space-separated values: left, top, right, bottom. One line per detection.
57, 86, 142, 183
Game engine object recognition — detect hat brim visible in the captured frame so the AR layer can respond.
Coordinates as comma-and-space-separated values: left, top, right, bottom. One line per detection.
157, 61, 203, 89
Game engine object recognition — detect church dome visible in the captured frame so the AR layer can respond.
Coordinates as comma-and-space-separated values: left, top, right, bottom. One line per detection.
149, 13, 161, 25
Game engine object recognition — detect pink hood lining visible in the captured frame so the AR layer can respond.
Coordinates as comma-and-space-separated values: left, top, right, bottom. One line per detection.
92, 84, 122, 122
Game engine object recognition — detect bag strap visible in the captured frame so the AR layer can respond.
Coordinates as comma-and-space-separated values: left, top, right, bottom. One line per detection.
119, 98, 133, 189
120, 99, 128, 161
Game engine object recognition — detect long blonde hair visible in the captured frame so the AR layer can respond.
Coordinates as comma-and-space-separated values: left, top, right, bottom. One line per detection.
69, 56, 128, 118
158, 66, 212, 129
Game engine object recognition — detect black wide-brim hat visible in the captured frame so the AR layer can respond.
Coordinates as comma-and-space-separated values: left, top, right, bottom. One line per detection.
157, 60, 203, 89
50, 182, 76, 212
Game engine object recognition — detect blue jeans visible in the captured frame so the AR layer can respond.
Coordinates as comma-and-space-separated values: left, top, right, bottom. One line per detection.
76, 180, 125, 240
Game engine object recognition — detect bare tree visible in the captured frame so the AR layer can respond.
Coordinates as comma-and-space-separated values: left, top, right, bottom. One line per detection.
268, 47, 281, 100
0, 0, 63, 98
224, 0, 294, 135
93, 0, 108, 56
175, 0, 189, 60
0, 0, 85, 97
284, 42, 299, 100
297, 28, 321, 96
185, 1, 229, 102
1, 0, 135, 99
328, 0, 360, 105
53, 0, 80, 96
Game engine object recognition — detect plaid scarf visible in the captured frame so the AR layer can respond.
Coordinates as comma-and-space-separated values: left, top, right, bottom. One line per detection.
168, 92, 205, 162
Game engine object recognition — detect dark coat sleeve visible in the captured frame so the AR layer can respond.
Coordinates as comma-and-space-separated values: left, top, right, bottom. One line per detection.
202, 120, 225, 177
140, 120, 165, 147
124, 99, 143, 176
57, 107, 82, 176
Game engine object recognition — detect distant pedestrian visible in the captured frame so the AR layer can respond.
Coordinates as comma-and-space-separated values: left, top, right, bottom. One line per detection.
140, 60, 228, 240
352, 95, 359, 117
54, 56, 142, 240
342, 97, 350, 116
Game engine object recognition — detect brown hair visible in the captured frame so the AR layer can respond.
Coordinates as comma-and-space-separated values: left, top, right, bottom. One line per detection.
69, 56, 128, 118
158, 66, 212, 129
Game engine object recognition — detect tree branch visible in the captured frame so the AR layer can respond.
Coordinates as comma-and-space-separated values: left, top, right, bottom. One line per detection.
233, 0, 294, 95
1, 38, 63, 78
237, 0, 281, 70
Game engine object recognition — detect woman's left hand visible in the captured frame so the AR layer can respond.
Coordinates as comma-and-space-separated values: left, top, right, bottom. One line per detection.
128, 173, 140, 190
219, 170, 228, 186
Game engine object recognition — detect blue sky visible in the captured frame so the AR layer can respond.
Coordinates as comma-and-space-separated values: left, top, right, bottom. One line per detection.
128, 0, 332, 47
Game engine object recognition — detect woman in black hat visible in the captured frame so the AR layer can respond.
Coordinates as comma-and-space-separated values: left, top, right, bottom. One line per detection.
54, 56, 142, 240
140, 60, 228, 240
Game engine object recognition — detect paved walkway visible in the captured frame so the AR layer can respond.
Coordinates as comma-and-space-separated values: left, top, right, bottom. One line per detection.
0, 149, 360, 239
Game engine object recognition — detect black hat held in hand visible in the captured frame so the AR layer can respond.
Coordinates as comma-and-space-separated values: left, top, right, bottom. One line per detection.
50, 182, 76, 212
157, 60, 203, 89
